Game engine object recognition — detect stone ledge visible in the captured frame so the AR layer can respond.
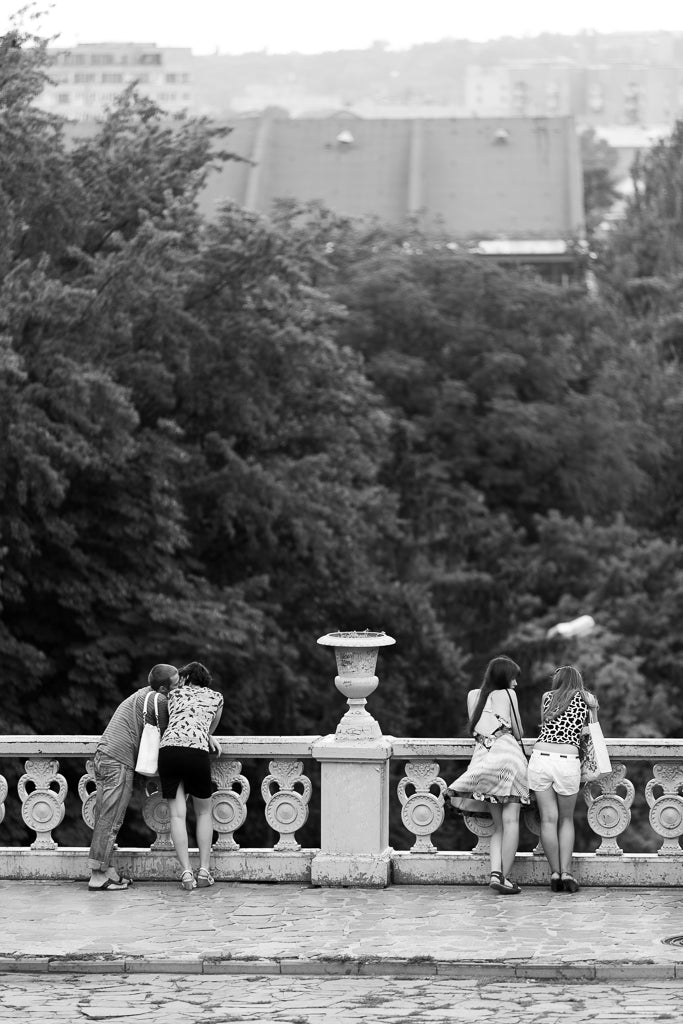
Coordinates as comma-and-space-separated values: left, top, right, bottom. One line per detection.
0, 956, 680, 980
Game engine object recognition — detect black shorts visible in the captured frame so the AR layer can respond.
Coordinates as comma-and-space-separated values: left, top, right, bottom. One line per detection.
158, 746, 213, 800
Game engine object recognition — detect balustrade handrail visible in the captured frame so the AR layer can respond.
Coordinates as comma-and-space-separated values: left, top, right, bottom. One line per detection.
390, 737, 683, 761
0, 735, 323, 758
3, 736, 680, 759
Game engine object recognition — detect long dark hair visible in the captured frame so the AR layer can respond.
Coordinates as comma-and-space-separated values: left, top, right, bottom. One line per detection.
542, 664, 589, 721
467, 655, 520, 735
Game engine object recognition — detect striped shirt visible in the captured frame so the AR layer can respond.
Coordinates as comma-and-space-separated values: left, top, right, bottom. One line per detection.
97, 686, 169, 768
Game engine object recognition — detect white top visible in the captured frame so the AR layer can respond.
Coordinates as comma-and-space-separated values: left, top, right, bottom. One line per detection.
467, 688, 522, 739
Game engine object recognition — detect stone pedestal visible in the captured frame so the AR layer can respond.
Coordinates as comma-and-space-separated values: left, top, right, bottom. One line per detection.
311, 736, 393, 887
312, 630, 396, 888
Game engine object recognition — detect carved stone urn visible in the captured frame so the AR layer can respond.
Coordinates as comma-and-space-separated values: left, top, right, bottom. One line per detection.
317, 629, 396, 740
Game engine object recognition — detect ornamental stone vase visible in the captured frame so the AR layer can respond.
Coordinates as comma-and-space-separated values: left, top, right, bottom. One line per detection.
317, 629, 395, 740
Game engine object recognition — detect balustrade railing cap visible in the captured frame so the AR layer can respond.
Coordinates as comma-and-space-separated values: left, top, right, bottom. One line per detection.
317, 630, 396, 648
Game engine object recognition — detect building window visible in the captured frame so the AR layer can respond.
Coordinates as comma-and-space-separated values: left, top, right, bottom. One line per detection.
90, 54, 114, 65
57, 93, 70, 104
101, 73, 123, 83
63, 54, 86, 65
139, 53, 162, 65
74, 73, 96, 83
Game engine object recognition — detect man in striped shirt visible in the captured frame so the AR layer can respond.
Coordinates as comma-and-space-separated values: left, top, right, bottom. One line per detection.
87, 664, 175, 891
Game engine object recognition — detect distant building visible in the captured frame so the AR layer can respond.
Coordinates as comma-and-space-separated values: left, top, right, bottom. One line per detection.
465, 59, 683, 127
37, 43, 194, 121
201, 114, 585, 282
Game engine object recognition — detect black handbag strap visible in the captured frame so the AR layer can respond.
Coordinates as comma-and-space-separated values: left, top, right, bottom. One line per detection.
506, 691, 527, 759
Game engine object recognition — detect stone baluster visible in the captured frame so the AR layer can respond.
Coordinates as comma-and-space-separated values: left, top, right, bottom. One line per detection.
211, 760, 250, 850
461, 810, 495, 854
0, 773, 7, 827
141, 776, 173, 850
78, 759, 97, 831
262, 760, 311, 852
18, 759, 67, 849
645, 763, 683, 856
398, 761, 446, 853
583, 764, 634, 855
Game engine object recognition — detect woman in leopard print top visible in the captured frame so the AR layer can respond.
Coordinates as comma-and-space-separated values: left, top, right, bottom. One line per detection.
527, 665, 598, 894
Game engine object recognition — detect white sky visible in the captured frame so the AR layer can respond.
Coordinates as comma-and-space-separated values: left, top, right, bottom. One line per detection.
8, 1, 683, 55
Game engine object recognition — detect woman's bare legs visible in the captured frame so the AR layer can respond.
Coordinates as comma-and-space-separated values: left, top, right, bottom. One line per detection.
488, 804, 503, 875
535, 787, 579, 879
168, 782, 192, 874
501, 802, 521, 878
557, 791, 579, 875
193, 795, 214, 873
488, 802, 521, 880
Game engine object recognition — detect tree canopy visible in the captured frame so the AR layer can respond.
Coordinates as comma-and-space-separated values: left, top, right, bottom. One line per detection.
2, 27, 683, 789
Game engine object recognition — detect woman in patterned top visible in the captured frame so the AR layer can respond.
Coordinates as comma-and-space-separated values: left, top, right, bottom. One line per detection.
445, 655, 530, 895
528, 664, 598, 894
158, 661, 223, 890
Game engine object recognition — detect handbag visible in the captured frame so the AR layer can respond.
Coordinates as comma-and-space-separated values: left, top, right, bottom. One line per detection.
135, 692, 161, 776
579, 705, 611, 783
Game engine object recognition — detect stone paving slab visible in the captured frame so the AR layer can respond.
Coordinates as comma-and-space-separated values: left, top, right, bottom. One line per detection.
1, 881, 683, 980
0, 975, 682, 1024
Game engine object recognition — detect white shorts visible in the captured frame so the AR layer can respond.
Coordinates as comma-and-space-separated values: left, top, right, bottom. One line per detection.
528, 749, 580, 796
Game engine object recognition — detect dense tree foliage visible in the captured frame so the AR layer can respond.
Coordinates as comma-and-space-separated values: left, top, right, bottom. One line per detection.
2, 30, 683, 852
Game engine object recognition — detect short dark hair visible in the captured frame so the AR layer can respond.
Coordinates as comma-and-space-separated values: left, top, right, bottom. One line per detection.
147, 664, 177, 690
178, 661, 213, 688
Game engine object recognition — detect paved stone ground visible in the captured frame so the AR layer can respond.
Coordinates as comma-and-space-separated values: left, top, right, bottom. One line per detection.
0, 975, 680, 1023
2, 880, 683, 978
2, 881, 683, 1021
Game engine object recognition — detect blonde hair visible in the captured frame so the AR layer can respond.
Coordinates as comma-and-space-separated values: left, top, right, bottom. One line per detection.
542, 665, 585, 722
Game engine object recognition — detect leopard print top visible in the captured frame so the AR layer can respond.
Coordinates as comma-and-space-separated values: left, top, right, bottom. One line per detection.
537, 690, 590, 747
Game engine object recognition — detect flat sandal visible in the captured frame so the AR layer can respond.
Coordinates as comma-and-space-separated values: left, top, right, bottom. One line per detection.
180, 869, 197, 891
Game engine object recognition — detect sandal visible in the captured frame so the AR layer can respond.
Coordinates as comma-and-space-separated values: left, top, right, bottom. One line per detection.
88, 878, 129, 892
561, 873, 580, 893
197, 868, 215, 888
489, 875, 522, 895
488, 870, 504, 889
180, 869, 197, 891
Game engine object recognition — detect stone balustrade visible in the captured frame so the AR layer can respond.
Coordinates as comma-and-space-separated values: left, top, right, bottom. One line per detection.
1, 734, 683, 886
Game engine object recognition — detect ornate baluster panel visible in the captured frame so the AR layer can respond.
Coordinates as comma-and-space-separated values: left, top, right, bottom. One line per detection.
142, 776, 173, 850
583, 765, 634, 855
646, 763, 683, 856
212, 760, 250, 850
18, 759, 67, 849
261, 760, 311, 851
398, 761, 446, 853
0, 773, 7, 827
78, 759, 97, 831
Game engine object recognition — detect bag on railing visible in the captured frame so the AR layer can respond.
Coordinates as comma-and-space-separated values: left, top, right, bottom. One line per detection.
579, 705, 611, 784
444, 791, 491, 818
135, 692, 161, 777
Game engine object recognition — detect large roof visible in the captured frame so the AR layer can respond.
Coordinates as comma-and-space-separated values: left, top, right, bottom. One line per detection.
202, 114, 585, 240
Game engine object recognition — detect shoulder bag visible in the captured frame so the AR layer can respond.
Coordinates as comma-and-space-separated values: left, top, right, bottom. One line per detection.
135, 691, 161, 777
579, 703, 611, 784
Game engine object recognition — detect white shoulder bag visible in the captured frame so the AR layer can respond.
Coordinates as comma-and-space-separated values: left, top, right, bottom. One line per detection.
135, 692, 161, 777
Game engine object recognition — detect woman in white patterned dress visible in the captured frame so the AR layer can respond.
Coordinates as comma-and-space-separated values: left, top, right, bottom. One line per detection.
158, 661, 223, 890
445, 655, 530, 895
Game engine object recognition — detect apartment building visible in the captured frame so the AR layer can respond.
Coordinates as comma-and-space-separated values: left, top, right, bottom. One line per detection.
37, 43, 194, 121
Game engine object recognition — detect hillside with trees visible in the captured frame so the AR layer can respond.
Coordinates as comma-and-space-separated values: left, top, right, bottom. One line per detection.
2, 26, 683, 851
